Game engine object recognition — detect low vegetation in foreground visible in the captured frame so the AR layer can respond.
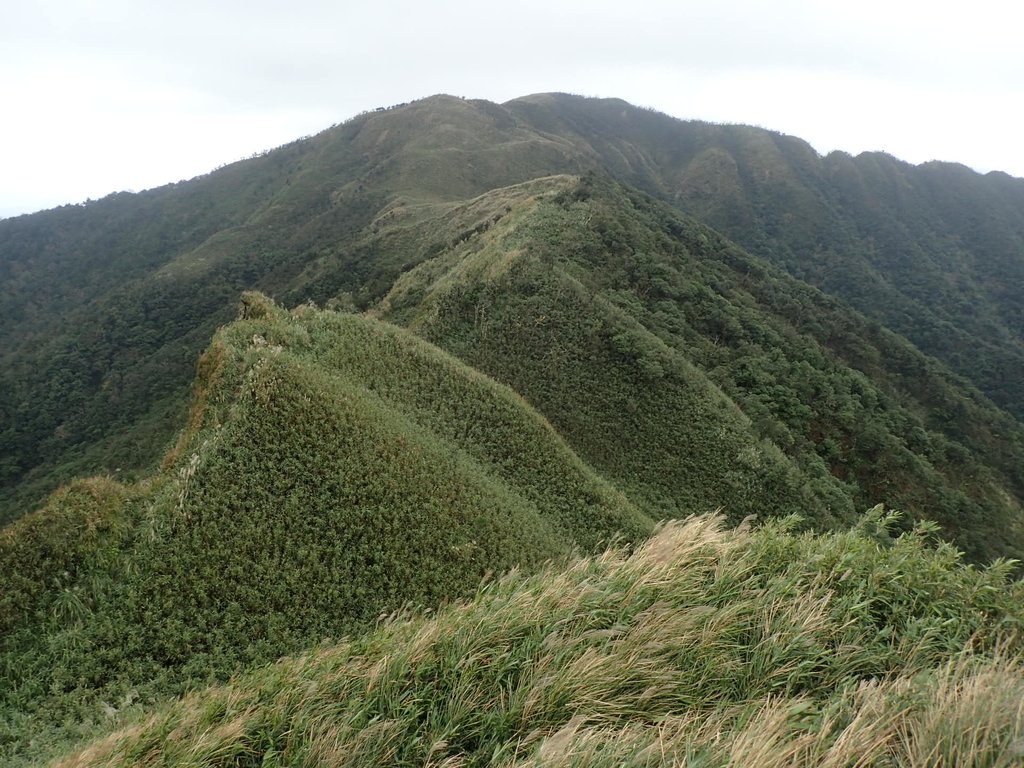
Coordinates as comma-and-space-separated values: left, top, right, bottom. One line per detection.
3, 93, 1024, 767
52, 511, 1024, 767
4, 293, 1024, 766
0, 295, 651, 765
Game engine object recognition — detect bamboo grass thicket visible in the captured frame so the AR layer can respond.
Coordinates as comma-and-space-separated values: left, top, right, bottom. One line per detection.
53, 514, 1024, 767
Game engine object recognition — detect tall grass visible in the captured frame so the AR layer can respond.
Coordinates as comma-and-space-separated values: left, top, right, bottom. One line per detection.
51, 513, 1023, 767
0, 299, 652, 765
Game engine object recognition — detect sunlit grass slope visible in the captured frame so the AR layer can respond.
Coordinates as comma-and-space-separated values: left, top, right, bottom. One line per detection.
0, 296, 651, 763
52, 511, 1024, 767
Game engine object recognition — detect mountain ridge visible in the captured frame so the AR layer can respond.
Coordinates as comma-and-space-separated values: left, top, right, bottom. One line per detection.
1, 294, 659, 762
496, 94, 1024, 417
3, 94, 1024, 554
4, 93, 1024, 765
371, 172, 1024, 560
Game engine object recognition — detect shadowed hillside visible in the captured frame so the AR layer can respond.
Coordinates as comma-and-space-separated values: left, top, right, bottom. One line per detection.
3, 89, 1024, 762
503, 93, 1024, 418
376, 174, 1024, 562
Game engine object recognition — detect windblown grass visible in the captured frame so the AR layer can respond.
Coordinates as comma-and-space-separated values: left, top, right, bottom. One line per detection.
52, 511, 1023, 767
0, 297, 651, 764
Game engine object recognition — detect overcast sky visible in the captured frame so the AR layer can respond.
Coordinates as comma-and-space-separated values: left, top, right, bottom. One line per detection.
2, 0, 1022, 219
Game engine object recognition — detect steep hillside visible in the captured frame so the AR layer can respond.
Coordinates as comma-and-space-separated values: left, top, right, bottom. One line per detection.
44, 513, 1024, 767
504, 93, 1024, 418
3, 91, 1024, 763
0, 297, 651, 764
375, 176, 843, 528
0, 95, 575, 519
376, 174, 1024, 562
3, 93, 1023, 526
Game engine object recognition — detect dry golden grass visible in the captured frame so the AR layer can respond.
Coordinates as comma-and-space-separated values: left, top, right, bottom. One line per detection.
47, 514, 1024, 767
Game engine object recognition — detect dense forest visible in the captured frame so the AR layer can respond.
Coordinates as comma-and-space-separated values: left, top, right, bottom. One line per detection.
2, 94, 1023, 765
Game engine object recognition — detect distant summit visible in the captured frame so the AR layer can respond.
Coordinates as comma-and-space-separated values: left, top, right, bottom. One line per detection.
2, 92, 1022, 544
2, 92, 1024, 766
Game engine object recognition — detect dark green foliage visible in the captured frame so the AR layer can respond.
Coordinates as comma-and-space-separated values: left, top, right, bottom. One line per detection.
392, 239, 833, 526
379, 175, 1024, 563
0, 476, 132, 635
108, 303, 648, 673
42, 512, 1024, 767
3, 93, 1024, 533
502, 93, 1024, 418
2, 92, 1024, 763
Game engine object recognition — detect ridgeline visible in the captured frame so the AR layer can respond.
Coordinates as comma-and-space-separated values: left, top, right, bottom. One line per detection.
2, 93, 1024, 766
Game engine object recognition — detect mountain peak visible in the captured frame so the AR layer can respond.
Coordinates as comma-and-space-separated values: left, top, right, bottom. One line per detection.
3, 91, 1024, 765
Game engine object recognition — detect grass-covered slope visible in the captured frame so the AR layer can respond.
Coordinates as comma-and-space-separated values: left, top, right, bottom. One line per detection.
0, 296, 651, 764
0, 95, 593, 522
49, 512, 1024, 767
505, 93, 1024, 419
113, 300, 649, 666
0, 476, 137, 638
4, 92, 1024, 526
377, 175, 1024, 563
380, 178, 844, 528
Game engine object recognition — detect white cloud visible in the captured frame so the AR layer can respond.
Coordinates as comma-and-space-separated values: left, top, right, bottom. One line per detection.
2, 0, 1022, 217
